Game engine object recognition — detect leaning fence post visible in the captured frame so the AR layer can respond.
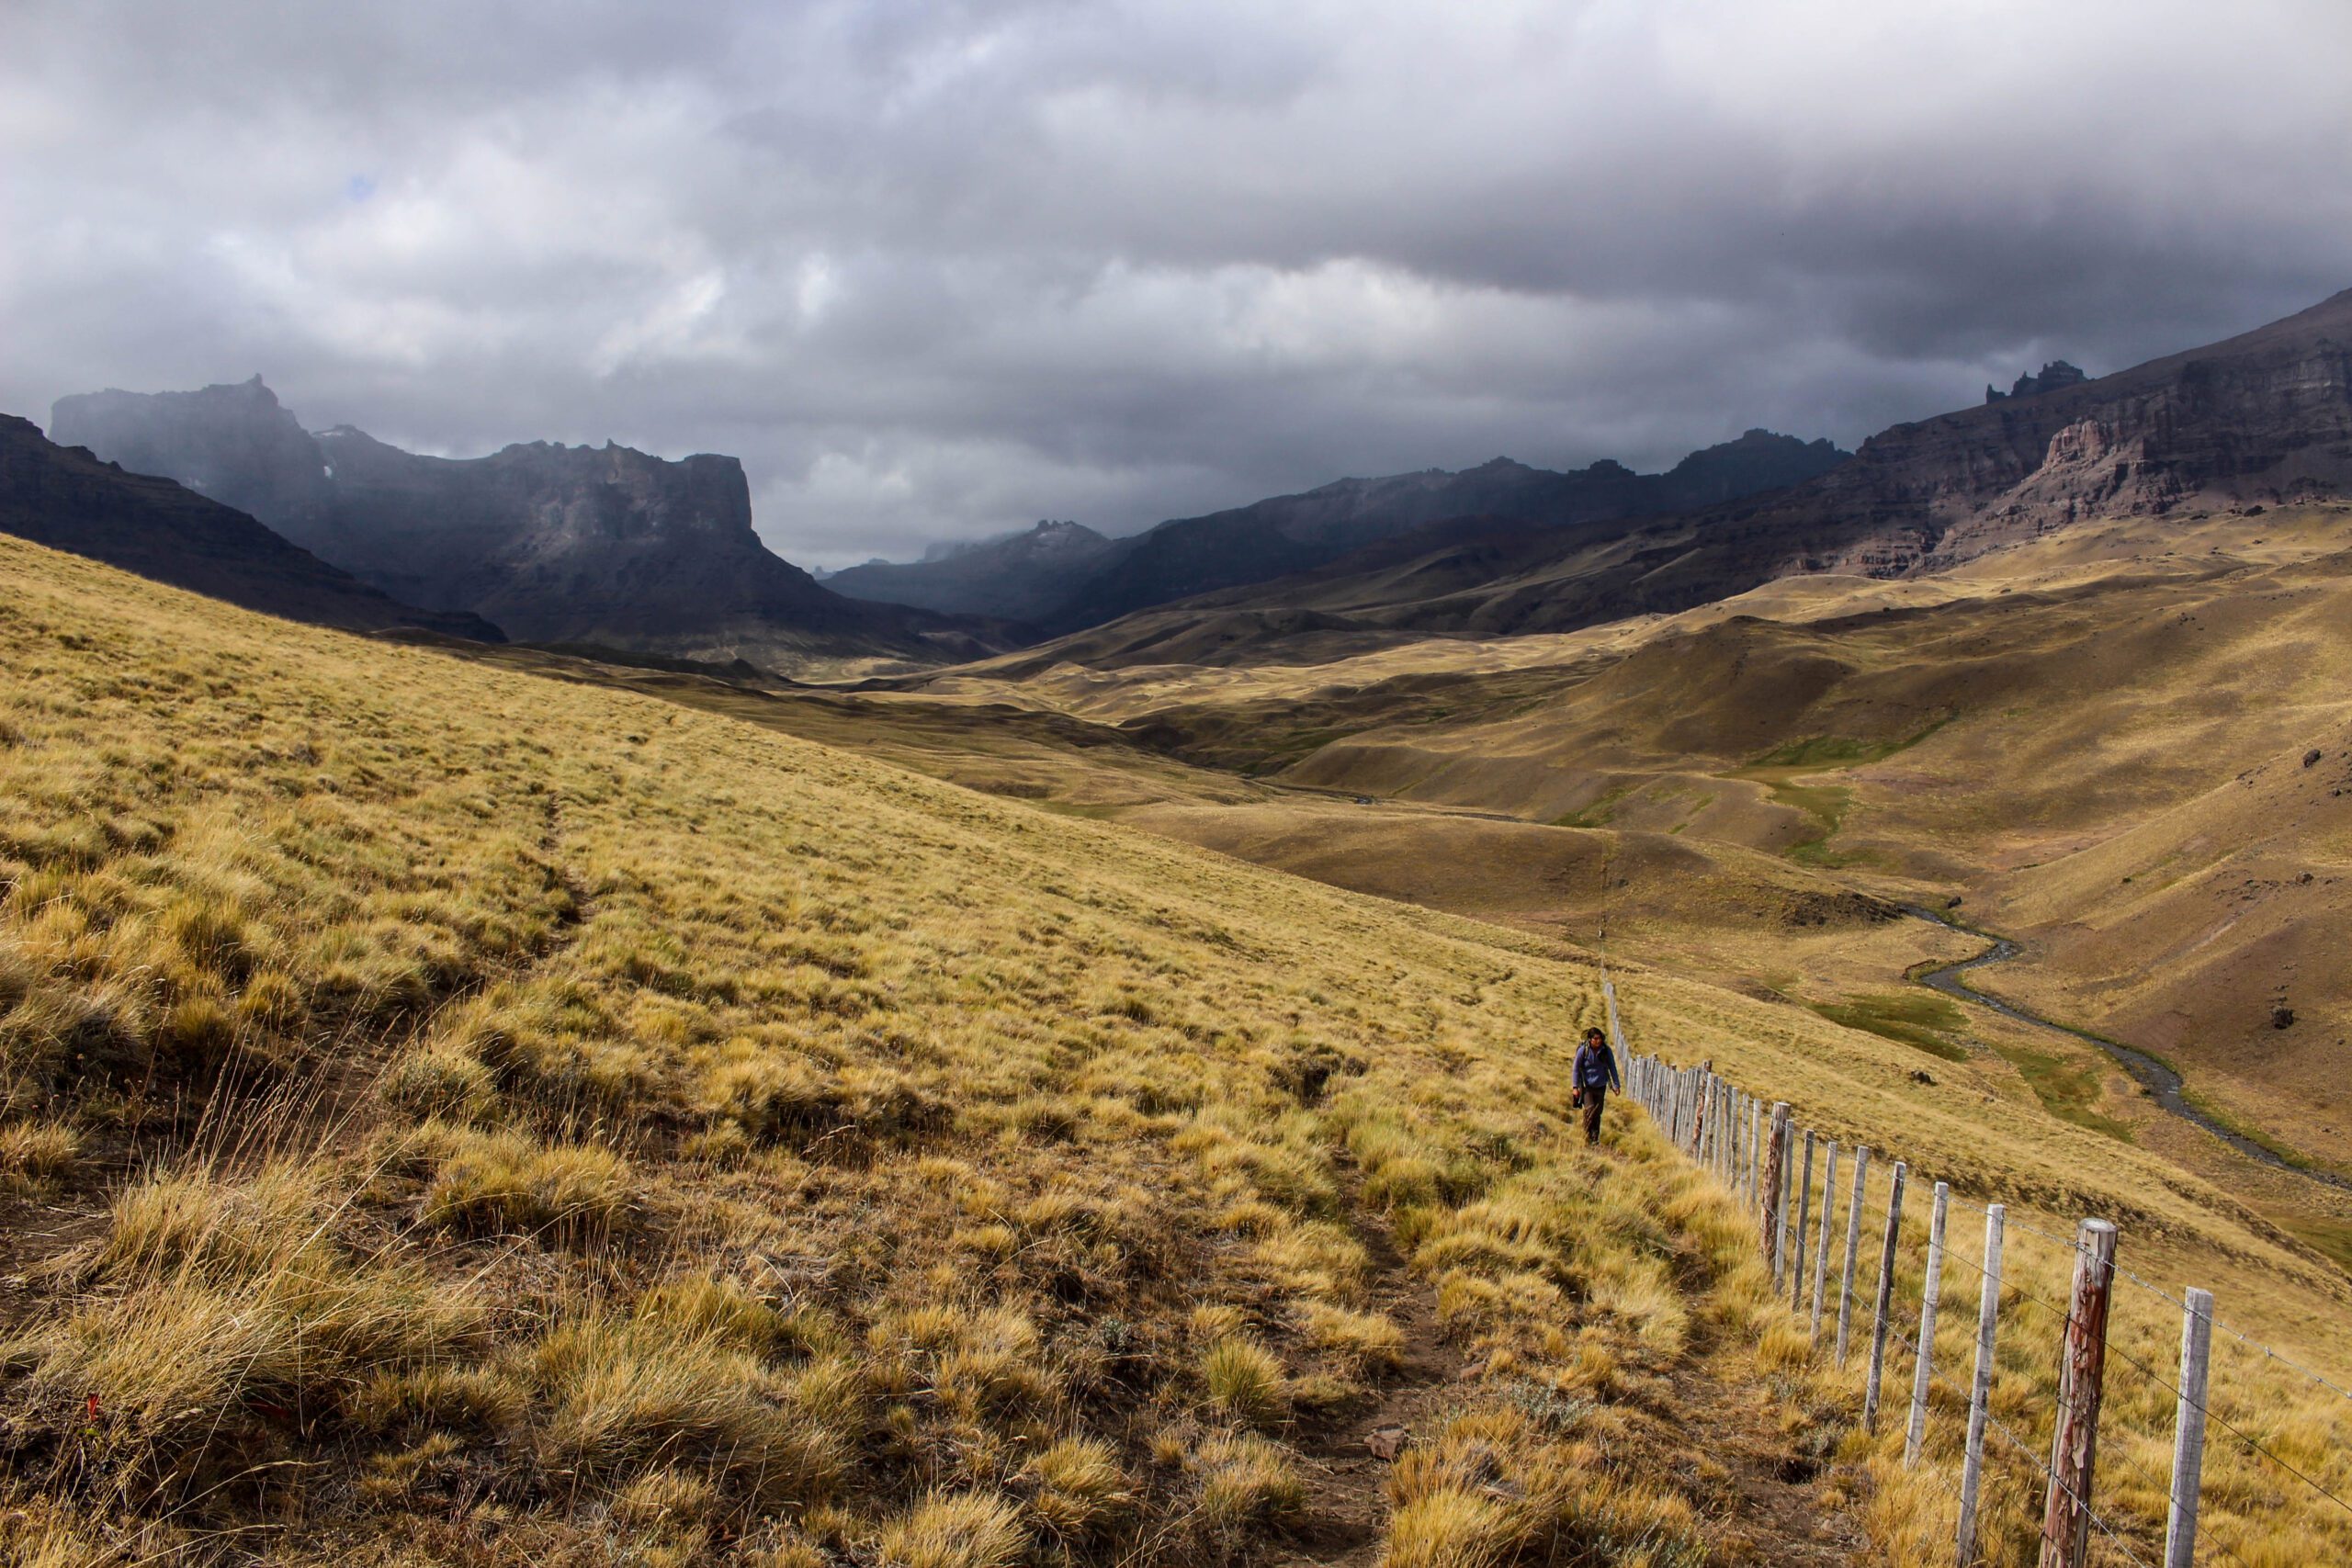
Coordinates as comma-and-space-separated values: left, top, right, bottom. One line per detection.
1863, 1161, 1907, 1429
1836, 1145, 1871, 1366
1792, 1130, 1815, 1313
1905, 1180, 1949, 1465
2162, 1286, 2213, 1568
2040, 1219, 2119, 1568
1760, 1102, 1791, 1271
1957, 1203, 2005, 1567
1810, 1139, 1838, 1343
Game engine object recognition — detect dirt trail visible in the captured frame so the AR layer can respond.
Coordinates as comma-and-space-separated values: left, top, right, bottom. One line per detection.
1271, 1167, 1867, 1567
1276, 1198, 1467, 1567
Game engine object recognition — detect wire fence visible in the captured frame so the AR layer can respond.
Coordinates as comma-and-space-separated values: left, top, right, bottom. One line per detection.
1619, 1049, 2352, 1568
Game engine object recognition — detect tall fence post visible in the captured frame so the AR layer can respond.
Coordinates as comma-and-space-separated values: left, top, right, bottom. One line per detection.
2040, 1219, 2119, 1568
2163, 1286, 2213, 1568
1747, 1098, 1760, 1206
1863, 1161, 1906, 1430
1760, 1102, 1792, 1273
1810, 1139, 1838, 1344
1792, 1130, 1815, 1313
1837, 1145, 1871, 1366
1777, 1130, 1797, 1282
1957, 1203, 2005, 1567
1905, 1180, 1949, 1466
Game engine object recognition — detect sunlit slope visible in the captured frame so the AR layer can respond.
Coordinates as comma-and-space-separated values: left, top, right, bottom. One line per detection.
0, 536, 2345, 1564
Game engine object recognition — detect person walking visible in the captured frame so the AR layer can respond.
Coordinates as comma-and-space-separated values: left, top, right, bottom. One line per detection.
1572, 1025, 1621, 1146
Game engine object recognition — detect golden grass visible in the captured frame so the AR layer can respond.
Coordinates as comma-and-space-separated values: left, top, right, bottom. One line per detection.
0, 534, 2345, 1563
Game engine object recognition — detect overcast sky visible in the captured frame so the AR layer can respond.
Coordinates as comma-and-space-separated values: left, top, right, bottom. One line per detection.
6, 1, 2348, 567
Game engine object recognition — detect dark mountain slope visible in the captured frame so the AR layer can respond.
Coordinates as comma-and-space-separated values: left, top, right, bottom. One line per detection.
989, 288, 2352, 669
832, 430, 1846, 631
0, 414, 501, 640
830, 519, 1115, 621
50, 380, 1008, 673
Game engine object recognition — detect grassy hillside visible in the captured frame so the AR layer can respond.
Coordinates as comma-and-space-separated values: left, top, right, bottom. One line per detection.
920, 510, 2352, 1190
1, 537, 2346, 1566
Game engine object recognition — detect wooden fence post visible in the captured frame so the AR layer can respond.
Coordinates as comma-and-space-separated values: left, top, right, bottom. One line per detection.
1719, 1082, 1734, 1182
1863, 1161, 1906, 1430
1747, 1098, 1760, 1206
2163, 1286, 2213, 1568
1905, 1180, 1949, 1466
1792, 1131, 1815, 1313
1836, 1145, 1871, 1366
1760, 1102, 1791, 1272
1810, 1139, 1838, 1344
2039, 1219, 2118, 1568
1777, 1128, 1797, 1282
1957, 1203, 2004, 1567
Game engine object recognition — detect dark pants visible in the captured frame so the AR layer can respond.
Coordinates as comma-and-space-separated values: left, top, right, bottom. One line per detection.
1580, 1086, 1607, 1145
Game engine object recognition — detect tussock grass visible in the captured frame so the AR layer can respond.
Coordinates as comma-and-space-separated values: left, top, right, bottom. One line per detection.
1, 537, 2344, 1563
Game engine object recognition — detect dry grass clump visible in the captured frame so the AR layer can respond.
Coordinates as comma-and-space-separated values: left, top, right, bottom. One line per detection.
0, 1118, 78, 1187
1200, 1336, 1288, 1427
1302, 1303, 1407, 1373
524, 1317, 847, 1508
406, 1121, 635, 1241
1020, 1434, 1134, 1538
1191, 1429, 1306, 1532
875, 1489, 1028, 1568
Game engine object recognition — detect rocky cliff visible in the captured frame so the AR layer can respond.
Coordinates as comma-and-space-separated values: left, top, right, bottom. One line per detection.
0, 414, 501, 640
1785, 288, 2352, 575
51, 383, 1005, 672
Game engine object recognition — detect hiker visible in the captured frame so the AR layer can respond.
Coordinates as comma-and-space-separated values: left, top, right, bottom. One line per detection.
1572, 1025, 1621, 1146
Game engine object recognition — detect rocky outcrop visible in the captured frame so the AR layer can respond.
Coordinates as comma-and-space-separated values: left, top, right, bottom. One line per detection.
1984, 360, 2091, 402
51, 382, 1007, 672
0, 413, 501, 640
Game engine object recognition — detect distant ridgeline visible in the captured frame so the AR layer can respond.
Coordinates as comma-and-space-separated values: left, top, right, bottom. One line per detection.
1984, 360, 2090, 403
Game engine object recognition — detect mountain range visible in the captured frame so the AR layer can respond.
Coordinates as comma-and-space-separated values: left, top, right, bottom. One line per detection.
46, 378, 1004, 673
831, 428, 1850, 631
961, 288, 2352, 670
19, 288, 2352, 677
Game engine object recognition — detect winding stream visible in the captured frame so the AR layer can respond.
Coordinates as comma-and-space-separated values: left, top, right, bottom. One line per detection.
1901, 905, 2352, 1193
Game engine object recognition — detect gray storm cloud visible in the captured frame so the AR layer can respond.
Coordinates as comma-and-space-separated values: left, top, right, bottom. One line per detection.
4, 0, 2348, 566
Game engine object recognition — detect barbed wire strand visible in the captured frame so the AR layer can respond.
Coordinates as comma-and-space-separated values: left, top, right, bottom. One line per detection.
1982, 1408, 2158, 1568
1649, 1071, 2352, 1540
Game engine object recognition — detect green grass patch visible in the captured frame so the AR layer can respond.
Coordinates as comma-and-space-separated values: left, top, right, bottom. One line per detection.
1807, 992, 1971, 1063
1728, 717, 1951, 863
1744, 716, 1953, 773
2272, 1213, 2352, 1278
1983, 1038, 2137, 1144
1553, 784, 1632, 829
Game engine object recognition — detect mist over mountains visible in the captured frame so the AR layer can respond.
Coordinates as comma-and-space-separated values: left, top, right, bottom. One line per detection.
48, 378, 1006, 671
17, 287, 2352, 679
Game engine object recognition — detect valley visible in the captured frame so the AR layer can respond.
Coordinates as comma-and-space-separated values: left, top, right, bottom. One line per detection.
7, 288, 2352, 1567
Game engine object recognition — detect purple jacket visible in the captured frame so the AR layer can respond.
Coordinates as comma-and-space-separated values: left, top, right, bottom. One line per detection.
1574, 1039, 1622, 1091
